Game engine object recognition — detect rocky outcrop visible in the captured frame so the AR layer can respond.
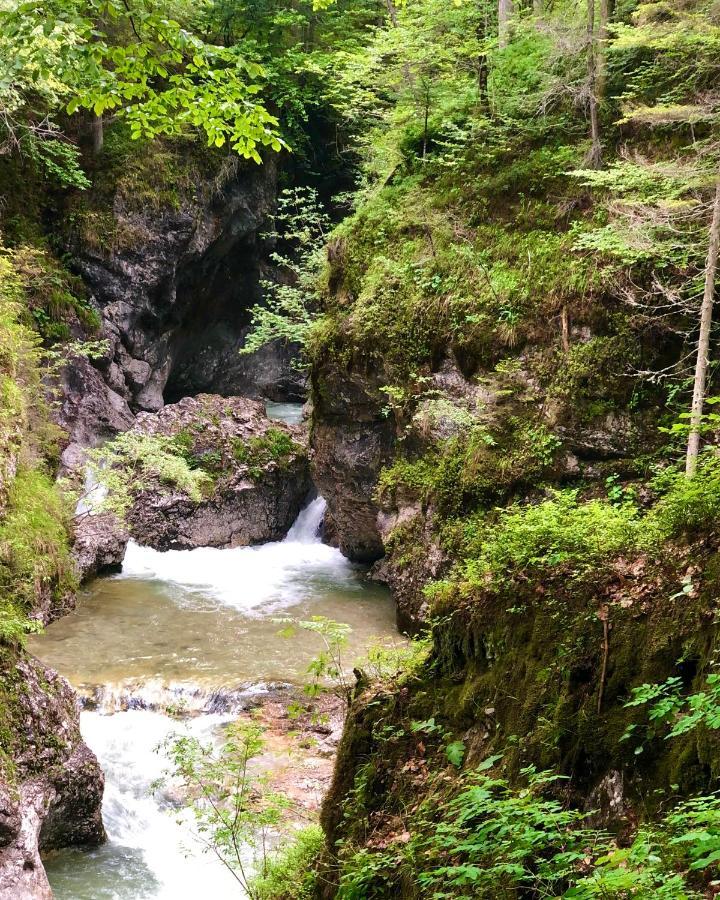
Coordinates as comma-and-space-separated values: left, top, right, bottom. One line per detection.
0, 652, 105, 900
71, 156, 278, 411
57, 355, 136, 473
72, 511, 129, 583
126, 394, 311, 549
59, 152, 306, 459
372, 503, 444, 629
311, 357, 396, 563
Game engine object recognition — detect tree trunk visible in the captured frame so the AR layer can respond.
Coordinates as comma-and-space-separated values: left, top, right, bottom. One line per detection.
498, 0, 514, 48
596, 0, 612, 113
686, 179, 720, 476
92, 114, 104, 155
422, 92, 429, 160
599, 0, 611, 38
586, 0, 602, 169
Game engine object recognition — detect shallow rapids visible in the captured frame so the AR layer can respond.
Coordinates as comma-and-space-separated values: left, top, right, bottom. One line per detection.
31, 494, 400, 899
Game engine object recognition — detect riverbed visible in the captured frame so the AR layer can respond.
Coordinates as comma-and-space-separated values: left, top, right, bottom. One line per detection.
30, 470, 399, 898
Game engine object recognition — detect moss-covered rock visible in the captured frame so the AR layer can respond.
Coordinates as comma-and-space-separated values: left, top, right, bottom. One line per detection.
125, 394, 311, 549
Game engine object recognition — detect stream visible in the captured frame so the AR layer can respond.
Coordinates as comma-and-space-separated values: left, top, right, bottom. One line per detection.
29, 405, 400, 899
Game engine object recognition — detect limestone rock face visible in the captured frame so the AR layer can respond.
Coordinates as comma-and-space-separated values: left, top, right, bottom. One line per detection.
72, 511, 129, 584
59, 155, 305, 456
0, 654, 105, 900
311, 358, 396, 564
126, 394, 312, 550
372, 503, 443, 630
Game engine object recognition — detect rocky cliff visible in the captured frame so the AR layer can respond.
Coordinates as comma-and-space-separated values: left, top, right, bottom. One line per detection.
0, 653, 105, 900
126, 394, 311, 550
58, 139, 306, 469
299, 82, 713, 890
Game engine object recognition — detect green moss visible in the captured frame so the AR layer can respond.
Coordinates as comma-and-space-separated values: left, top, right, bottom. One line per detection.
377, 419, 561, 517
63, 126, 234, 254
315, 138, 617, 385
541, 330, 640, 424
0, 467, 76, 628
9, 244, 100, 339
0, 241, 83, 648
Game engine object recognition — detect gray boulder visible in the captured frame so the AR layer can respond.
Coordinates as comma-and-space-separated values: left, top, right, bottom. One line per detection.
126, 394, 312, 550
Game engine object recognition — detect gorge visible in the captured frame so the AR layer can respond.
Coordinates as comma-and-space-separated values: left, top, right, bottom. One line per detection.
3, 0, 720, 897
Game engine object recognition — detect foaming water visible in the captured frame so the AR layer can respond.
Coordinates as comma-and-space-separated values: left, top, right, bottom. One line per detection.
33, 497, 402, 898
120, 498, 349, 611
44, 710, 240, 899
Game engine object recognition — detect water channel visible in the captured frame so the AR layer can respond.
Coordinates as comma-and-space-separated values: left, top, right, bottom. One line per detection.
29, 405, 399, 899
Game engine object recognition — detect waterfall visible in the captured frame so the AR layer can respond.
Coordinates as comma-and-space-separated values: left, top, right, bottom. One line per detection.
75, 463, 108, 517
38, 494, 399, 900
284, 495, 326, 544
76, 710, 240, 899
119, 496, 347, 612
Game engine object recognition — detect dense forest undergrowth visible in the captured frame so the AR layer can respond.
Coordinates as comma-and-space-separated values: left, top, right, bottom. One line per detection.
3, 0, 720, 895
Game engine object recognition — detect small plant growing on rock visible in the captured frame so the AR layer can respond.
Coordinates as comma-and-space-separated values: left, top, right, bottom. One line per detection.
241, 187, 330, 361
85, 431, 214, 516
276, 615, 354, 711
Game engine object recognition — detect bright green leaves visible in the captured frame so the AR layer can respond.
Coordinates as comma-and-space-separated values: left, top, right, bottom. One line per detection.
461, 489, 648, 587
623, 670, 720, 754
85, 431, 214, 516
68, 6, 285, 159
0, 0, 286, 173
26, 137, 91, 189
409, 766, 589, 897
569, 159, 715, 269
444, 739, 466, 767
276, 615, 353, 706
161, 721, 291, 897
242, 187, 330, 358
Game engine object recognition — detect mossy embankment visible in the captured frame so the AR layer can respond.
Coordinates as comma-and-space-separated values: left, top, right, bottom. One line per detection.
0, 238, 104, 898
297, 2, 720, 893
314, 499, 720, 896
0, 241, 84, 782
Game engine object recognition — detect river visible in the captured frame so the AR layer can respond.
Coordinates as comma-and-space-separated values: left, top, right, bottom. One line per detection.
29, 405, 400, 899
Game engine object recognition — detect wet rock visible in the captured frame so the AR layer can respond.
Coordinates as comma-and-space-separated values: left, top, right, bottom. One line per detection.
72, 511, 129, 583
311, 358, 395, 563
0, 785, 21, 848
585, 769, 634, 834
57, 353, 135, 470
0, 652, 105, 899
126, 394, 312, 549
372, 504, 444, 629
60, 154, 305, 457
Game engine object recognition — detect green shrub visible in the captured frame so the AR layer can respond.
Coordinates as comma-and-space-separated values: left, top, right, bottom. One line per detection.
335, 755, 708, 899
0, 468, 75, 643
251, 825, 324, 900
377, 421, 561, 516
651, 453, 720, 537
88, 431, 214, 512
232, 428, 302, 479
463, 490, 649, 585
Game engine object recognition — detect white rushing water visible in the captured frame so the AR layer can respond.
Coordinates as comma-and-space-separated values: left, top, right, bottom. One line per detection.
75, 462, 108, 517
120, 497, 354, 611
87, 710, 239, 899
41, 496, 397, 899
